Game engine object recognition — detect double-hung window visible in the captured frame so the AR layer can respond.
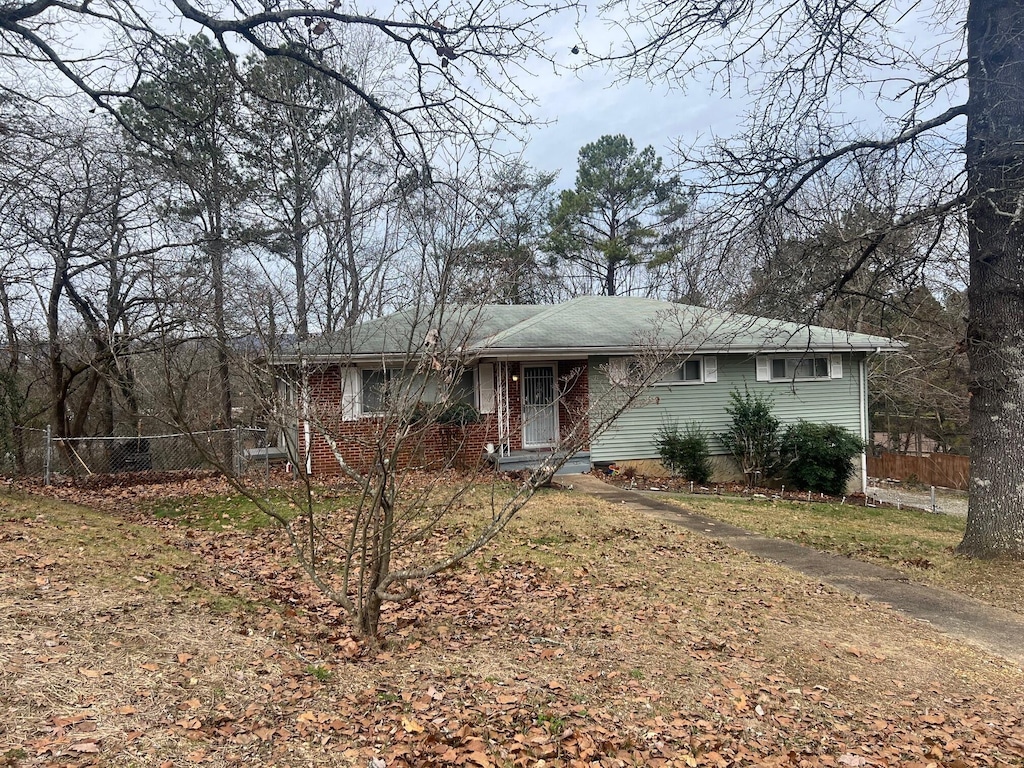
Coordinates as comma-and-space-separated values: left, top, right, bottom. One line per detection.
757, 354, 841, 382
657, 356, 718, 384
771, 356, 829, 381
361, 369, 394, 414
659, 358, 704, 384
361, 367, 476, 415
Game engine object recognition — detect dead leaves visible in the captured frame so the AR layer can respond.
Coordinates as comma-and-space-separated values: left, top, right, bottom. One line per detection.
6, 485, 1024, 768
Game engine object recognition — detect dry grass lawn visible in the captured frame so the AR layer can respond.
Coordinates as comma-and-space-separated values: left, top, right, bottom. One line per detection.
2, 480, 1023, 767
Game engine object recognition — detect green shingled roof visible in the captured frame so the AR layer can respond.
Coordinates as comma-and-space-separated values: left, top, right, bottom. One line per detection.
298, 296, 902, 360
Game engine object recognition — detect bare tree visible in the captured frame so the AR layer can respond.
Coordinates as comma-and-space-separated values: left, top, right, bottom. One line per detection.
5, 121, 167, 450
0, 0, 572, 168
185, 298, 713, 641
599, 0, 1024, 557
120, 35, 252, 429
310, 35, 409, 331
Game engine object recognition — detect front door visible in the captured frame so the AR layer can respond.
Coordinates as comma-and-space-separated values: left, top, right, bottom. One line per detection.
521, 364, 559, 449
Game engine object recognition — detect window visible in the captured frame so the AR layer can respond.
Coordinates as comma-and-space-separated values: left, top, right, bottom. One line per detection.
657, 356, 717, 384
659, 358, 702, 384
448, 369, 476, 407
361, 369, 393, 413
360, 367, 476, 415
610, 355, 717, 386
768, 356, 831, 381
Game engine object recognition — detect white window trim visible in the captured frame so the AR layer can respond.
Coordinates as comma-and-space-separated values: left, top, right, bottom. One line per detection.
358, 367, 392, 417
358, 366, 479, 417
653, 356, 708, 386
758, 354, 838, 383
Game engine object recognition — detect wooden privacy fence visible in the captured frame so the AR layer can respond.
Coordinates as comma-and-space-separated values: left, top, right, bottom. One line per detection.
867, 452, 970, 491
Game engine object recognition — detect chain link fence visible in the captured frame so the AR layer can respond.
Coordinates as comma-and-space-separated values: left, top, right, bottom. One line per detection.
5, 427, 287, 484
866, 482, 968, 517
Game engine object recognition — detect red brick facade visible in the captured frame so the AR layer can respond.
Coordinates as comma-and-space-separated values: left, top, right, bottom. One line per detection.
298, 361, 590, 476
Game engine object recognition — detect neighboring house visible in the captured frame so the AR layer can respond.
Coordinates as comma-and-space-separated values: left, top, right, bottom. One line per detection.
280, 296, 902, 491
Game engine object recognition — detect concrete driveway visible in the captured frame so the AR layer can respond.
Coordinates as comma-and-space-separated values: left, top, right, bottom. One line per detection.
867, 484, 968, 517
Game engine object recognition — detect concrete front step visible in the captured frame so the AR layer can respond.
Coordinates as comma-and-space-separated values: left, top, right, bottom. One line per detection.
492, 450, 591, 475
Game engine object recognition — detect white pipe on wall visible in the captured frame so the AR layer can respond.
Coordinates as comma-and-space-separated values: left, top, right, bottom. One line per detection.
859, 357, 869, 494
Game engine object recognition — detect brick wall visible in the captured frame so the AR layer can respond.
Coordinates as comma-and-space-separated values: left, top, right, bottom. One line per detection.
558, 361, 589, 446
301, 361, 590, 476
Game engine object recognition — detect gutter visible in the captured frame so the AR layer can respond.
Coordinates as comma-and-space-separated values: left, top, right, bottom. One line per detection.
278, 341, 907, 365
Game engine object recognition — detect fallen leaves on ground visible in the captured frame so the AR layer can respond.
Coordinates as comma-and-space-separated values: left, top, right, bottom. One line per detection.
2, 477, 1023, 767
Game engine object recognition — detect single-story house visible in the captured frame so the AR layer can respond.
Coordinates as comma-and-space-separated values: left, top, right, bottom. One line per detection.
280, 296, 902, 491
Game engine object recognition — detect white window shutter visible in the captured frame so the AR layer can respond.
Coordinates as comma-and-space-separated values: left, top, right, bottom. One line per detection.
341, 367, 361, 421
830, 354, 843, 379
703, 356, 717, 383
755, 356, 770, 382
477, 363, 495, 413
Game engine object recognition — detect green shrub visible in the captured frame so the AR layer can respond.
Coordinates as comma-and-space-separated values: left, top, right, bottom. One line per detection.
780, 421, 865, 495
657, 423, 714, 484
409, 400, 480, 426
719, 388, 780, 485
435, 401, 481, 426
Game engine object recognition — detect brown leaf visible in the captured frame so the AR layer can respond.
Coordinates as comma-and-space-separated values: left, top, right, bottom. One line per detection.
837, 755, 869, 767
401, 717, 424, 733
69, 741, 101, 753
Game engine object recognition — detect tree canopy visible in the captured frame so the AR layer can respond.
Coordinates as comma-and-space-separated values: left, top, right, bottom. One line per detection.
546, 134, 686, 296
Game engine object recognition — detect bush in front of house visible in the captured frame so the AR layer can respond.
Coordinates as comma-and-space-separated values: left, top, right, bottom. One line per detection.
719, 387, 780, 485
656, 422, 714, 484
409, 401, 481, 427
780, 421, 865, 495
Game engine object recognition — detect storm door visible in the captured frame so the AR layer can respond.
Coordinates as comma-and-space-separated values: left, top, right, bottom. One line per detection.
521, 364, 559, 449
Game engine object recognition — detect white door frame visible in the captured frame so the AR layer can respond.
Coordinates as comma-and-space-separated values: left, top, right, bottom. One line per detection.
521, 363, 559, 449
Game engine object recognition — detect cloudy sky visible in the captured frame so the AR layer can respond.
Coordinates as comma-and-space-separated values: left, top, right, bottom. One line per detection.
512, 0, 964, 188
515, 13, 746, 184
522, 64, 743, 184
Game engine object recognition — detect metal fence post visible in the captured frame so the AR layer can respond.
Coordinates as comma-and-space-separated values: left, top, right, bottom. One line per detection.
233, 425, 242, 476
263, 429, 271, 493
44, 425, 52, 486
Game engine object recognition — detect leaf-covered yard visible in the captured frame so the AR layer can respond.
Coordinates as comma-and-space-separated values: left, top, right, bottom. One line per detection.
2, 478, 1023, 767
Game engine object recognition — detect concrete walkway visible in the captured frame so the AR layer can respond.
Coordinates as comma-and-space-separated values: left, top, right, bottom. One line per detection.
867, 484, 969, 517
571, 475, 1024, 666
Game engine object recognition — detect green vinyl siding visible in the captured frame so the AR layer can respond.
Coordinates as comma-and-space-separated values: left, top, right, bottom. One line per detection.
589, 353, 865, 463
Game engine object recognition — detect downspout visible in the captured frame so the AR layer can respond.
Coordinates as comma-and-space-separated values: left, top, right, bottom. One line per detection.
301, 360, 312, 476
859, 356, 869, 493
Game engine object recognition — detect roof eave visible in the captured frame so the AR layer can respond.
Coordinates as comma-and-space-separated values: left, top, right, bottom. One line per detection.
274, 339, 906, 365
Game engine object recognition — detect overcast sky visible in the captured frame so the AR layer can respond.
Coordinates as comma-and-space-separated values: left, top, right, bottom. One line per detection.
513, 1, 964, 189
514, 13, 746, 185
521, 67, 743, 185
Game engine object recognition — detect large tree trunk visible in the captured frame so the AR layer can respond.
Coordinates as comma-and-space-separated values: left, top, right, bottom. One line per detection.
958, 0, 1024, 557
